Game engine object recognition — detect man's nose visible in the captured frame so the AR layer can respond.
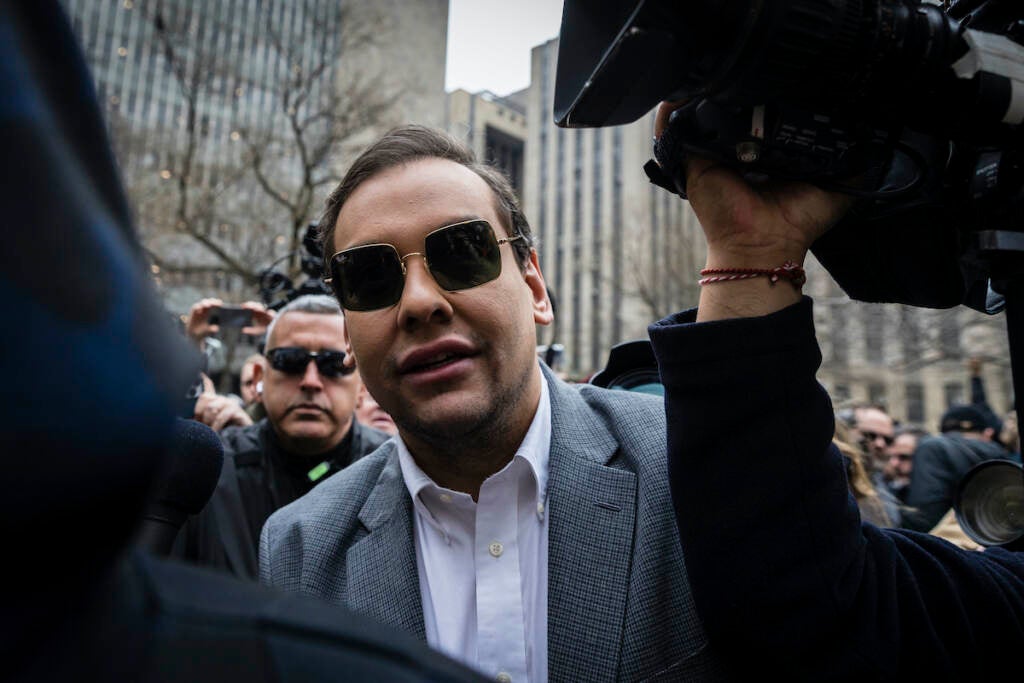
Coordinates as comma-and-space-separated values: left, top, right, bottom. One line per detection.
397, 257, 453, 329
299, 360, 324, 389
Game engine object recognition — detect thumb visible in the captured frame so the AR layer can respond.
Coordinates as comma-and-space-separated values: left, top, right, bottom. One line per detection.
201, 372, 216, 395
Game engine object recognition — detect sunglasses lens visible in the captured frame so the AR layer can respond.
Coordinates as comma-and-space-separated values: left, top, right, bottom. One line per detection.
314, 351, 348, 377
268, 348, 350, 377
425, 220, 502, 291
331, 245, 404, 311
268, 348, 311, 374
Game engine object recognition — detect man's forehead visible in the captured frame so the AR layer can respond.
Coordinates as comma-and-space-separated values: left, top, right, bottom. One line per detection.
334, 158, 501, 249
269, 311, 345, 346
857, 408, 894, 431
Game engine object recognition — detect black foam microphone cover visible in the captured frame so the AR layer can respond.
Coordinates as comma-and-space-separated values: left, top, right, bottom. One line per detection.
135, 419, 224, 556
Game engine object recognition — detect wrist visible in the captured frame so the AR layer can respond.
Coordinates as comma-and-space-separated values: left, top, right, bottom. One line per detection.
704, 238, 808, 271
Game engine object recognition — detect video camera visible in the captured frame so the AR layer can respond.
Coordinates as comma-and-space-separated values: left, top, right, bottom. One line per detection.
555, 0, 1024, 547
554, 0, 1024, 312
258, 222, 334, 310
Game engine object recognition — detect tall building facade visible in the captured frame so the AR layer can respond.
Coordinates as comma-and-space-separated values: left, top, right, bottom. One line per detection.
62, 0, 448, 314
524, 38, 706, 379
807, 259, 1013, 432
447, 88, 527, 198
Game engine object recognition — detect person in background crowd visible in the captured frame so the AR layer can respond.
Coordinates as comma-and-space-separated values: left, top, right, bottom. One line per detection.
193, 372, 253, 431
900, 403, 1015, 532
354, 380, 398, 435
176, 294, 389, 580
185, 297, 274, 352
840, 404, 903, 525
882, 424, 928, 504
239, 353, 268, 422
1001, 409, 1021, 462
833, 419, 893, 526
261, 125, 727, 681
240, 353, 263, 406
968, 356, 1006, 440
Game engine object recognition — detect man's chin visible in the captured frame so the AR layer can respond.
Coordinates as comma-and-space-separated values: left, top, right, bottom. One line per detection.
278, 422, 339, 452
398, 398, 497, 441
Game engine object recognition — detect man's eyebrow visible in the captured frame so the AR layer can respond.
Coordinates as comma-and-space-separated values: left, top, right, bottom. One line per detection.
341, 215, 485, 249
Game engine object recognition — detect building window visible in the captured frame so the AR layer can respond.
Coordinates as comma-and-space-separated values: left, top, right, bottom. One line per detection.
944, 382, 965, 408
905, 382, 925, 423
869, 383, 887, 409
899, 306, 922, 365
939, 310, 960, 357
864, 307, 884, 364
831, 302, 849, 366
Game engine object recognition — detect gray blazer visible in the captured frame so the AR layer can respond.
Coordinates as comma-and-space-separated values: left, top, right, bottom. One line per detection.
260, 365, 725, 681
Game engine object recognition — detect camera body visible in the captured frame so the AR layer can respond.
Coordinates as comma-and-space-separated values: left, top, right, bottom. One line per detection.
554, 0, 1024, 311
258, 223, 334, 310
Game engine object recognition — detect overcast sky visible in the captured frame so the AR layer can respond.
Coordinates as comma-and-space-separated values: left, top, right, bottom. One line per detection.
445, 0, 564, 95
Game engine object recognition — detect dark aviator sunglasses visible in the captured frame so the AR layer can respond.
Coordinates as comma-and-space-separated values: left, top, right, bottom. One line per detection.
324, 219, 523, 312
265, 347, 353, 378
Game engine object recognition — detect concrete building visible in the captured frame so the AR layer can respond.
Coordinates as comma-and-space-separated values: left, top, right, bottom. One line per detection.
62, 0, 448, 314
524, 38, 706, 379
807, 259, 1013, 433
447, 88, 527, 199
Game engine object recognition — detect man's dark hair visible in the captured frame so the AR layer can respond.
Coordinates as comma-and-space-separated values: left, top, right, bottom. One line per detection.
318, 125, 534, 273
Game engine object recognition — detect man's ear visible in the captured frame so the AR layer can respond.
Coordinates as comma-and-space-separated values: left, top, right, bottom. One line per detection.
524, 249, 554, 326
341, 316, 357, 370
252, 361, 264, 392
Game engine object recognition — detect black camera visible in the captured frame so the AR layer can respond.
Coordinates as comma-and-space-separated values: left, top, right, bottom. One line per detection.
555, 0, 1024, 547
554, 0, 1024, 312
258, 223, 334, 310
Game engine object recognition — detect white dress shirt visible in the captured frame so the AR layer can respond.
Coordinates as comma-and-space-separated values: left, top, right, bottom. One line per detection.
397, 370, 550, 683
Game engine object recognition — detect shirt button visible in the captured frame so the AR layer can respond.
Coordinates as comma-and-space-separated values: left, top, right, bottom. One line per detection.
488, 541, 504, 558
496, 673, 512, 683
439, 493, 452, 503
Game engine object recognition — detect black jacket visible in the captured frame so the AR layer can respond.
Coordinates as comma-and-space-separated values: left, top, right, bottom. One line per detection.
902, 432, 1012, 532
651, 298, 1024, 680
175, 418, 390, 579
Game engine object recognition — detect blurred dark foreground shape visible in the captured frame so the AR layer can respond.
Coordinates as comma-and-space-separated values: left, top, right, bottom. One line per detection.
0, 3, 485, 681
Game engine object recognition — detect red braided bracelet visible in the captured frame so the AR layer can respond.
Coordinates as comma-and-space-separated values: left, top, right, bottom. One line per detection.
698, 261, 806, 288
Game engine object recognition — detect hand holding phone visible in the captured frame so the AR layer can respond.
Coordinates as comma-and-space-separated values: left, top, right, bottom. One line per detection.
208, 304, 253, 328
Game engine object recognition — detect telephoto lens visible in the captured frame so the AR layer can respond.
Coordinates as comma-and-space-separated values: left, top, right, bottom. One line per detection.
954, 460, 1024, 548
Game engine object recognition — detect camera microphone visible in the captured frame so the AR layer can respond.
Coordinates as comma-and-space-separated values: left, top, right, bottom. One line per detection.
133, 418, 224, 556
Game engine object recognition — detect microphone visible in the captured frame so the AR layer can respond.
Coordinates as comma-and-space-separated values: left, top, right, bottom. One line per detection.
134, 418, 224, 556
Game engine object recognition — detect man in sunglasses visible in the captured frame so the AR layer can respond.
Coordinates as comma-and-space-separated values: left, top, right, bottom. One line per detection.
261, 126, 724, 680
175, 294, 390, 580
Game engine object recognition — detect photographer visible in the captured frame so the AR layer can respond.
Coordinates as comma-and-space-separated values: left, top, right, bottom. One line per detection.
185, 297, 274, 351
185, 299, 273, 431
648, 102, 1024, 679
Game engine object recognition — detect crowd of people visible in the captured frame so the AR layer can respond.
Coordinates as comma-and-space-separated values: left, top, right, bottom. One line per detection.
828, 357, 1021, 546
12, 3, 1024, 680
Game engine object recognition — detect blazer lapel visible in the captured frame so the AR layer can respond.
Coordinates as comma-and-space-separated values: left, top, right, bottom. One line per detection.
544, 369, 637, 683
345, 451, 427, 641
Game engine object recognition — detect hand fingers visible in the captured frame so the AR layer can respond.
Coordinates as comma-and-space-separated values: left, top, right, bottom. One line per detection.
190, 298, 223, 317
200, 373, 216, 395
211, 403, 245, 431
654, 100, 688, 140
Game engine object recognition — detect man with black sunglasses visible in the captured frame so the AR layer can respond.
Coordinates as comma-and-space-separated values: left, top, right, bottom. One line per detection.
260, 126, 726, 680
175, 294, 390, 580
